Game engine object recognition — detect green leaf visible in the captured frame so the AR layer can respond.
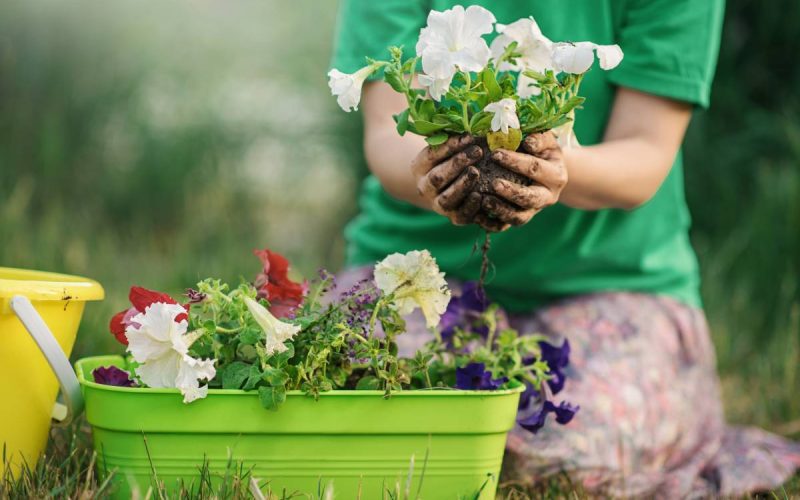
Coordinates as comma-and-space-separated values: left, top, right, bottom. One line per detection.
469, 112, 492, 135
559, 95, 585, 115
401, 56, 417, 73
393, 108, 410, 136
221, 361, 251, 390
258, 386, 286, 411
261, 366, 289, 386
416, 99, 435, 121
237, 326, 262, 345
242, 363, 262, 390
355, 376, 381, 390
425, 133, 449, 146
410, 119, 449, 135
384, 69, 405, 93
481, 68, 502, 102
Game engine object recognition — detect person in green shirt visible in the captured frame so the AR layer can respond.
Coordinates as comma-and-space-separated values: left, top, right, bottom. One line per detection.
331, 1, 799, 496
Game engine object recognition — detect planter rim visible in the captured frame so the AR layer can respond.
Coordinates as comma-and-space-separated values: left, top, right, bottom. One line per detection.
76, 355, 525, 398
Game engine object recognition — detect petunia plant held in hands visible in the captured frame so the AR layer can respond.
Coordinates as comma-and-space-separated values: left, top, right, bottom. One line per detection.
94, 247, 577, 435
327, 5, 623, 230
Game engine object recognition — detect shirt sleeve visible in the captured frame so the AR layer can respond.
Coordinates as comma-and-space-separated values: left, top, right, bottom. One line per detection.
608, 0, 725, 108
330, 0, 430, 76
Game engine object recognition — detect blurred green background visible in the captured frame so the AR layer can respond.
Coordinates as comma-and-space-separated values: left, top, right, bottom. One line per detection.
0, 0, 797, 434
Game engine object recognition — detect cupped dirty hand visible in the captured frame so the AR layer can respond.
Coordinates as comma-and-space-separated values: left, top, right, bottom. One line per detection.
411, 134, 485, 226
478, 131, 567, 231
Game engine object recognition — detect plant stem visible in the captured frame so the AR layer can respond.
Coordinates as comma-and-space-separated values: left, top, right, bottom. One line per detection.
494, 41, 520, 76
367, 297, 385, 338
424, 368, 432, 389
461, 71, 472, 133
215, 325, 242, 334
485, 308, 498, 350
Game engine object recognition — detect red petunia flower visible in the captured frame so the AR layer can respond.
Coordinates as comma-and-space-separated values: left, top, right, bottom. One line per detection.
253, 248, 307, 318
109, 286, 189, 345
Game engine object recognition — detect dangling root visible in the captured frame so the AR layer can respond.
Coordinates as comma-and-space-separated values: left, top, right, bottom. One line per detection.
479, 231, 492, 288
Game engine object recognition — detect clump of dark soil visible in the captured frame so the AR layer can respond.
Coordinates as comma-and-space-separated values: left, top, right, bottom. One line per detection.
473, 137, 533, 196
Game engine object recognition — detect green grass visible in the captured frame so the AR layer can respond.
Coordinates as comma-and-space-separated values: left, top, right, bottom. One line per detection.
0, 0, 798, 497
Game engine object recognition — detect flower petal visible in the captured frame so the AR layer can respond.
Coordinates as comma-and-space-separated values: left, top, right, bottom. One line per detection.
129, 286, 178, 311
461, 5, 496, 39
374, 250, 451, 328
418, 73, 453, 101
126, 303, 189, 363
595, 43, 624, 70
92, 366, 136, 387
244, 297, 300, 355
551, 42, 595, 74
134, 351, 182, 388
109, 309, 130, 345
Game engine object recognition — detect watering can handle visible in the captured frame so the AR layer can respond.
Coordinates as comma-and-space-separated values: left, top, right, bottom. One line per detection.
9, 295, 84, 426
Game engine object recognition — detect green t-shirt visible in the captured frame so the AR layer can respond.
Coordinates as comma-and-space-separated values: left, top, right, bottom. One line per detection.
332, 0, 724, 313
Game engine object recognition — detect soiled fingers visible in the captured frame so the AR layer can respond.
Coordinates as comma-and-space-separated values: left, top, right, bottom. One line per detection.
522, 131, 562, 161
474, 211, 510, 233
490, 149, 567, 190
418, 145, 483, 198
482, 194, 536, 226
492, 178, 556, 211
410, 134, 475, 177
435, 166, 480, 212
452, 191, 483, 225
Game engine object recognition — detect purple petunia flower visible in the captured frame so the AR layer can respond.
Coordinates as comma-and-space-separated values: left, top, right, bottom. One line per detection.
517, 399, 580, 433
551, 400, 579, 424
518, 382, 539, 410
439, 282, 490, 343
455, 362, 508, 390
92, 365, 136, 387
524, 339, 571, 396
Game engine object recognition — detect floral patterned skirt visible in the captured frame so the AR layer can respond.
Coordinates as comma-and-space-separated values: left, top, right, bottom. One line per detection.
335, 267, 800, 498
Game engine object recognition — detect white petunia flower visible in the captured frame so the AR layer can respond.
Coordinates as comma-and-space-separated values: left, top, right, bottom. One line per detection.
551, 42, 624, 74
374, 250, 451, 328
415, 5, 495, 82
244, 297, 301, 356
327, 65, 377, 112
490, 17, 554, 97
126, 302, 216, 403
418, 72, 454, 101
484, 98, 520, 134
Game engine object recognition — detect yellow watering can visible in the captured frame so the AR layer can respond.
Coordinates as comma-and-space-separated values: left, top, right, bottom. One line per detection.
0, 267, 103, 478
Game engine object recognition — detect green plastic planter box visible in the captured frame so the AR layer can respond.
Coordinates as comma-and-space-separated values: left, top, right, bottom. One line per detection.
75, 355, 523, 499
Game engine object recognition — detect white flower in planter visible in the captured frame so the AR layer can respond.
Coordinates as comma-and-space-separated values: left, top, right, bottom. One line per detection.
244, 297, 301, 355
552, 42, 624, 74
416, 5, 496, 83
484, 98, 520, 134
126, 302, 216, 403
490, 18, 553, 97
374, 250, 451, 328
327, 65, 377, 112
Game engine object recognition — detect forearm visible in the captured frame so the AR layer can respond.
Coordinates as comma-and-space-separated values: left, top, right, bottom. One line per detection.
364, 126, 431, 209
560, 138, 675, 210
559, 87, 692, 211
